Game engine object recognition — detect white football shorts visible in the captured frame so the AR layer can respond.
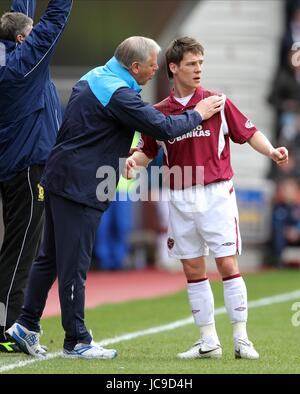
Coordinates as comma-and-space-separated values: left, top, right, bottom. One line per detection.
167, 180, 241, 259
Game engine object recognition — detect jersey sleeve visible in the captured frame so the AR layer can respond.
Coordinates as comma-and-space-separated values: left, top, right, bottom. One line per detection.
225, 98, 258, 144
11, 0, 36, 17
10, 0, 72, 78
137, 134, 159, 159
107, 87, 202, 141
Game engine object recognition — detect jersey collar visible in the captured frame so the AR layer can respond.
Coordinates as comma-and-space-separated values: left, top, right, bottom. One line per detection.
168, 87, 204, 112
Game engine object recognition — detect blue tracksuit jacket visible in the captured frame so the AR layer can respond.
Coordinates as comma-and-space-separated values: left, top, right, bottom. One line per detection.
41, 57, 202, 211
0, 0, 72, 181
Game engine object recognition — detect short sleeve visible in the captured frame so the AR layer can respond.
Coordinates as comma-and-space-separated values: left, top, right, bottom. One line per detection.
137, 134, 159, 159
225, 98, 258, 144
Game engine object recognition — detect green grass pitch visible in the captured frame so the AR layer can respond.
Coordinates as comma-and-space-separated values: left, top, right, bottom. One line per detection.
1, 270, 300, 374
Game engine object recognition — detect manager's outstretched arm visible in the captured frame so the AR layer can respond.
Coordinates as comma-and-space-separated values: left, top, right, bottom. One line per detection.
10, 0, 73, 78
11, 0, 36, 18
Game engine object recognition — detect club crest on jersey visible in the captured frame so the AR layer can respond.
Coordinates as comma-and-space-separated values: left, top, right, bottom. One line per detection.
245, 119, 254, 129
167, 237, 175, 250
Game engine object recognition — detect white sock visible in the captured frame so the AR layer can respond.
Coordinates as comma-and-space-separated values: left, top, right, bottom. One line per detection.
223, 275, 248, 341
232, 322, 248, 342
200, 324, 220, 345
187, 279, 219, 344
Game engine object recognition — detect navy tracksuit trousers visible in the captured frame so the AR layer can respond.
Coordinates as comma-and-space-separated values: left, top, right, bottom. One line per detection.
17, 191, 102, 350
0, 165, 45, 341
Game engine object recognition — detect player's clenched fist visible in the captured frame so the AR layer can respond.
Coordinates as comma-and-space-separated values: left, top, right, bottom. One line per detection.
270, 147, 289, 166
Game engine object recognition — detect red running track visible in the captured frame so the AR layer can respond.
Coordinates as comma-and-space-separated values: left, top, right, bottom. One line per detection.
43, 268, 220, 317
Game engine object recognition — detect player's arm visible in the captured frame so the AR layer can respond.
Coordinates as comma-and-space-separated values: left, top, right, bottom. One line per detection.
224, 97, 288, 166
123, 151, 152, 179
11, 0, 36, 18
247, 131, 288, 166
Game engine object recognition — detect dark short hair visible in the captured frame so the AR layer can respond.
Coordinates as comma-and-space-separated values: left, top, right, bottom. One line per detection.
165, 36, 204, 79
0, 12, 33, 42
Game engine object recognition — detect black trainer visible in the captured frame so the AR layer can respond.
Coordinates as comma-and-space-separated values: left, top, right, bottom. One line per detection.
0, 340, 22, 353
0, 330, 48, 354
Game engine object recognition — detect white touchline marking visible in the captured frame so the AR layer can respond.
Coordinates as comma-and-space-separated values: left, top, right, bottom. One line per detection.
1, 289, 300, 373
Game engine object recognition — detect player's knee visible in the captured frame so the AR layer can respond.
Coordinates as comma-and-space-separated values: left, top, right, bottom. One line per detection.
181, 257, 206, 279
215, 256, 239, 277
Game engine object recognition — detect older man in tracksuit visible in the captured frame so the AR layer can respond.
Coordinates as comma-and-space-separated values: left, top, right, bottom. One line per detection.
7, 36, 224, 359
0, 0, 72, 352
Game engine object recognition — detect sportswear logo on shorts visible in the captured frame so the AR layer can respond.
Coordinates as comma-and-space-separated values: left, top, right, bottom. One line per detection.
167, 237, 175, 250
222, 242, 235, 246
192, 310, 200, 314
234, 306, 246, 311
245, 119, 254, 129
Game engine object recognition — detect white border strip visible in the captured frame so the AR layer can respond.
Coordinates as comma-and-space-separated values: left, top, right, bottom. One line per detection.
1, 289, 300, 373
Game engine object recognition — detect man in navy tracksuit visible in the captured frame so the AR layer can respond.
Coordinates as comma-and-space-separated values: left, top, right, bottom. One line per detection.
0, 0, 72, 352
7, 36, 223, 359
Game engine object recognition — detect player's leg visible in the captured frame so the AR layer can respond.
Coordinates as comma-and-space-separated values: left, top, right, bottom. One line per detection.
216, 255, 259, 359
177, 256, 222, 359
201, 180, 259, 359
167, 196, 221, 359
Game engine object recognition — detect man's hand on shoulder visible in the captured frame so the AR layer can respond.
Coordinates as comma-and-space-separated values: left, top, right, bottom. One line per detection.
194, 95, 224, 120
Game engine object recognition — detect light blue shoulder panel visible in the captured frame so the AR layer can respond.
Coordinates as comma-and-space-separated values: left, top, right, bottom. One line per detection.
80, 57, 141, 107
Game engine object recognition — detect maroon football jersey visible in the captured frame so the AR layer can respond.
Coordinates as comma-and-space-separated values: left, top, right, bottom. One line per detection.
138, 87, 257, 189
